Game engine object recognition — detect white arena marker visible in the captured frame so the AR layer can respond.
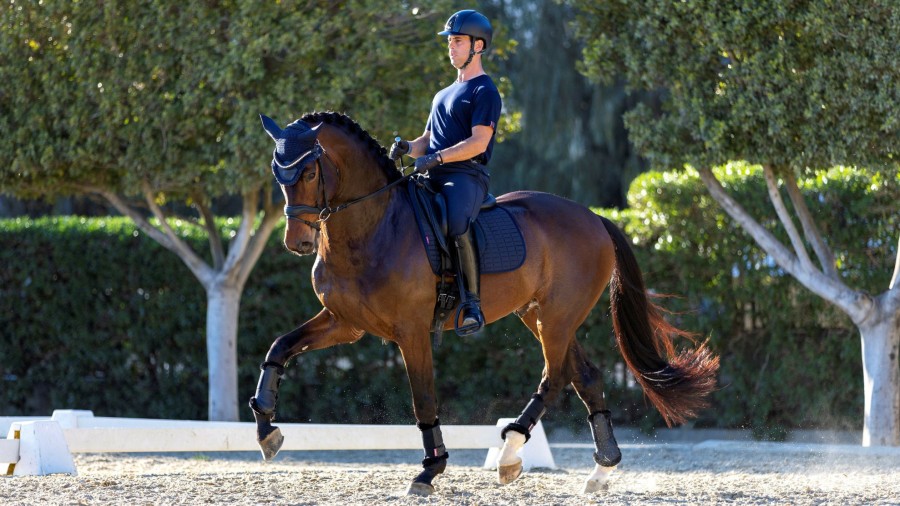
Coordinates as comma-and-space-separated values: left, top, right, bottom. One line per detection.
7, 421, 76, 476
51, 409, 96, 429
1, 434, 20, 473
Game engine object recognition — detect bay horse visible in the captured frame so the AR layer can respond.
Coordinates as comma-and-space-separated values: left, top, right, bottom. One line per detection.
250, 112, 718, 495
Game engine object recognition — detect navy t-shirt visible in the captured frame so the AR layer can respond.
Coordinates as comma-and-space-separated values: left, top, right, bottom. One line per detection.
425, 74, 502, 165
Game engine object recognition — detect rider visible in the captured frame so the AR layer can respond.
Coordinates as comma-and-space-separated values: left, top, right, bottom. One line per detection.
390, 9, 502, 336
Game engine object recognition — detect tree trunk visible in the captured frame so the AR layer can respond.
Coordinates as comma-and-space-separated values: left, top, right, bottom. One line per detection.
205, 283, 242, 421
697, 166, 900, 446
95, 186, 283, 422
859, 294, 900, 446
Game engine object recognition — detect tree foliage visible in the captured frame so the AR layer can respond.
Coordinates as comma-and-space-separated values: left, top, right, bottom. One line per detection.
0, 0, 459, 200
484, 0, 656, 207
573, 0, 899, 170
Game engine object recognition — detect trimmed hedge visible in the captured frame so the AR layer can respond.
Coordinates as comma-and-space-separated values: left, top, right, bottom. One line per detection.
2, 165, 896, 436
0, 216, 623, 426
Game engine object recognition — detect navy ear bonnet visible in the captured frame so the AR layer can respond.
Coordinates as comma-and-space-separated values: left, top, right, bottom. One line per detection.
260, 114, 323, 185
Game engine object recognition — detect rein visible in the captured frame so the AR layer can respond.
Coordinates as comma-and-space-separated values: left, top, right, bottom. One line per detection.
283, 142, 414, 230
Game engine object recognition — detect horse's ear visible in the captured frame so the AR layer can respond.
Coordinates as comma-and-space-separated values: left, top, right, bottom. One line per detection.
259, 114, 282, 141
291, 122, 323, 142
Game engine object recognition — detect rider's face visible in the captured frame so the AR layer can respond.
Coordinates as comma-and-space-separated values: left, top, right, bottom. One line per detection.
447, 35, 471, 67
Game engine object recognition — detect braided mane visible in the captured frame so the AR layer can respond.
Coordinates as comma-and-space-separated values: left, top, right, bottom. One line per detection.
300, 111, 402, 182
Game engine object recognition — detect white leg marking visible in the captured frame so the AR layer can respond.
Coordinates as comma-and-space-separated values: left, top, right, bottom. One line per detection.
582, 464, 616, 493
497, 431, 526, 467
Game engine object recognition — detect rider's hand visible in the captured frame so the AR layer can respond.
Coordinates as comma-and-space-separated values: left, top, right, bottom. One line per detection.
414, 152, 443, 174
389, 139, 410, 160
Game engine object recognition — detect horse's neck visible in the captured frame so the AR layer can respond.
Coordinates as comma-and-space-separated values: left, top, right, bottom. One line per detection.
318, 181, 407, 267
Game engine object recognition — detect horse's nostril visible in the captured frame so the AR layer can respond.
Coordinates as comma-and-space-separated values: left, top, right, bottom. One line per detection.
286, 240, 314, 255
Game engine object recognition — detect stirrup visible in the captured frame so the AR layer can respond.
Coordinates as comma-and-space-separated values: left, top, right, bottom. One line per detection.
455, 300, 484, 336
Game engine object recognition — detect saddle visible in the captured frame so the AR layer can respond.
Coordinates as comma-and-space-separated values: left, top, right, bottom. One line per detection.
407, 177, 526, 346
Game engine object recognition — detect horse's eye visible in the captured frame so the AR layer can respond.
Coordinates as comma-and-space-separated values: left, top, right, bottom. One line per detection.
303, 168, 317, 183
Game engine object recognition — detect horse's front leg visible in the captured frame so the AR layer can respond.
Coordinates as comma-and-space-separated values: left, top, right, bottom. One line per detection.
249, 307, 364, 460
396, 336, 447, 496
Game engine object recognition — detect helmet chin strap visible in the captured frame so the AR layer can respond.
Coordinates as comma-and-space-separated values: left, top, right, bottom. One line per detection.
455, 36, 484, 71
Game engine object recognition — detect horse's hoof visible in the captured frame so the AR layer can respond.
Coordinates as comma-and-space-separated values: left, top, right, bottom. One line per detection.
406, 482, 435, 496
258, 427, 284, 461
497, 459, 523, 485
582, 465, 615, 493
582, 478, 609, 494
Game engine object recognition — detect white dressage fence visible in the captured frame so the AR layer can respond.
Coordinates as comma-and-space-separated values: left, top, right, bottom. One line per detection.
1, 410, 555, 476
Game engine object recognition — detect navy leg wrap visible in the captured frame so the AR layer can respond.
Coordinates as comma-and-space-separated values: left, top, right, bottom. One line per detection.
417, 419, 449, 462
501, 394, 546, 442
414, 419, 449, 485
249, 362, 284, 418
588, 410, 622, 467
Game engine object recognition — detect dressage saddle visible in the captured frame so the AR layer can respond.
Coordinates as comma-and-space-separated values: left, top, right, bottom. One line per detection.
407, 177, 525, 346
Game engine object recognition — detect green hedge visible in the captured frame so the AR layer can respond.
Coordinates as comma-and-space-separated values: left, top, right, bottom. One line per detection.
1, 218, 209, 419
0, 216, 626, 427
2, 165, 896, 436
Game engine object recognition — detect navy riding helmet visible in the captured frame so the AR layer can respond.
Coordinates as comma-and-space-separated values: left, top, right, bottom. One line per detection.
438, 10, 494, 49
438, 9, 493, 53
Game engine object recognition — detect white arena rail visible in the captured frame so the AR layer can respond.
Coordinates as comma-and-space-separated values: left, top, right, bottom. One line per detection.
1, 410, 555, 476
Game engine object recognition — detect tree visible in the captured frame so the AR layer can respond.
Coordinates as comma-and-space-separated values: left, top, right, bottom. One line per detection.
573, 1, 900, 445
0, 0, 457, 420
481, 0, 656, 208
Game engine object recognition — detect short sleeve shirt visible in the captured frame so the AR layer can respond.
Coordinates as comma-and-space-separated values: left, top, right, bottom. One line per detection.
425, 74, 502, 164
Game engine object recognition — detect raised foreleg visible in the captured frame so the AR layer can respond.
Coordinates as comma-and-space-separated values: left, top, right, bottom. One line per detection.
249, 307, 364, 460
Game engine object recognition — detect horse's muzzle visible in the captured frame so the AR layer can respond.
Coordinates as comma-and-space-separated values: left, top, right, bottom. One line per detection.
284, 224, 319, 256
287, 239, 317, 256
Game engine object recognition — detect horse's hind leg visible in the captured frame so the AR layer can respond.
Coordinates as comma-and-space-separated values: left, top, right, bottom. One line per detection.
567, 341, 622, 493
496, 309, 579, 484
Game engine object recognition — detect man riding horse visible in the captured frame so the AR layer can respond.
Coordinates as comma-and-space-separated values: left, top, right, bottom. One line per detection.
249, 8, 719, 496
389, 9, 501, 336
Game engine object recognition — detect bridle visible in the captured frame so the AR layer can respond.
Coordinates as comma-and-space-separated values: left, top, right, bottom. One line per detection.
276, 141, 413, 230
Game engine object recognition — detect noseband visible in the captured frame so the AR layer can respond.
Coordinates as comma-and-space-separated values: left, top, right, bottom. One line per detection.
278, 141, 413, 230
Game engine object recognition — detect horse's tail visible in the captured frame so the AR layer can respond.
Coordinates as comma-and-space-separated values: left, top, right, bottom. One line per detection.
599, 216, 719, 427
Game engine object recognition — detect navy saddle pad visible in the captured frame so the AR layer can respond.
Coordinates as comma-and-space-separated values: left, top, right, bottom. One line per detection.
408, 180, 526, 275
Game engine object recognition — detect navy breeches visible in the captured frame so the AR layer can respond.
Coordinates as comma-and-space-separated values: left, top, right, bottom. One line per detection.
428, 169, 489, 237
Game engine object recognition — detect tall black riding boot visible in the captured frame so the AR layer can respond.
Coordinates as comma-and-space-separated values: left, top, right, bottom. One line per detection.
453, 230, 484, 336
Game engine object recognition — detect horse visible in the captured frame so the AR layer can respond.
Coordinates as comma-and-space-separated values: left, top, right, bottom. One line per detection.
249, 111, 719, 495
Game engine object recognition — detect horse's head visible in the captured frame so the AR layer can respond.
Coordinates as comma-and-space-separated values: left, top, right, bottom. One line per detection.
261, 114, 330, 256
